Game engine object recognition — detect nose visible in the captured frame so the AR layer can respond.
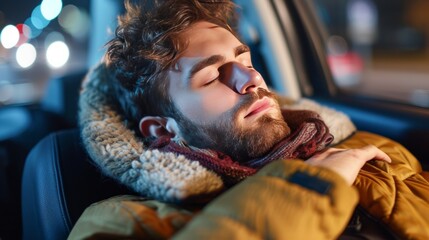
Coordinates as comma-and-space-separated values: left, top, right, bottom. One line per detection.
221, 62, 263, 94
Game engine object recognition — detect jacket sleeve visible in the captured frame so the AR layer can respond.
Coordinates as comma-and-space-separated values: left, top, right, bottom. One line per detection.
67, 195, 194, 240
68, 160, 358, 240
335, 131, 429, 239
174, 159, 358, 240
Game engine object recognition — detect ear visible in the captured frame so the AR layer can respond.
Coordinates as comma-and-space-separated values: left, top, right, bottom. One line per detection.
139, 116, 180, 139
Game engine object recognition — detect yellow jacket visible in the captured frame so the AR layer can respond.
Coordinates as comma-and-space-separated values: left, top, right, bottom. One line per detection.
68, 131, 429, 239
342, 131, 429, 239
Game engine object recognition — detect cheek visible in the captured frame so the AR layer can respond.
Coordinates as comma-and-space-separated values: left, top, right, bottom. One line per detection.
174, 86, 239, 123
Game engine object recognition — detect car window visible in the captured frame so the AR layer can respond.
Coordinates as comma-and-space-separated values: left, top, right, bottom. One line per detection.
310, 0, 429, 108
235, 0, 302, 100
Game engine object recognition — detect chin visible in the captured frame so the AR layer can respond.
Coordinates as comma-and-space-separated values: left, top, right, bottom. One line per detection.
243, 115, 290, 160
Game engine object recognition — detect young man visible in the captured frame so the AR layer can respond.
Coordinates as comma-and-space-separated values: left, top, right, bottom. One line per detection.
71, 0, 429, 239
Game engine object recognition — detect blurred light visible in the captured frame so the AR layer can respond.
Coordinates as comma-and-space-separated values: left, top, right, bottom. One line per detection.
31, 5, 50, 29
16, 43, 37, 68
0, 81, 14, 103
327, 35, 363, 87
347, 0, 378, 44
24, 18, 42, 39
1, 25, 20, 49
411, 89, 429, 107
0, 83, 38, 105
44, 31, 65, 49
327, 35, 348, 56
58, 5, 90, 40
16, 24, 31, 46
46, 41, 69, 68
41, 0, 63, 21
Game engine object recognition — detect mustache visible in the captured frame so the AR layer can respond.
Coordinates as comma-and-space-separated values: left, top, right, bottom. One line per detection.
235, 88, 277, 114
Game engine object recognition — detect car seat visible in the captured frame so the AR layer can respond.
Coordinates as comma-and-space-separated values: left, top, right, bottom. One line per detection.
0, 70, 90, 239
21, 128, 134, 240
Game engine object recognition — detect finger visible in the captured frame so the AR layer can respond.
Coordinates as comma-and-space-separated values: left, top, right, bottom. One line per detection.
358, 145, 392, 163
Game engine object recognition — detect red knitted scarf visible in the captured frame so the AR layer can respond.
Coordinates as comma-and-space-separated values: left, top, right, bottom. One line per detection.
150, 109, 333, 186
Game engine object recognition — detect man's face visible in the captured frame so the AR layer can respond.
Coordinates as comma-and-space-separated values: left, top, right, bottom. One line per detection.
168, 21, 290, 162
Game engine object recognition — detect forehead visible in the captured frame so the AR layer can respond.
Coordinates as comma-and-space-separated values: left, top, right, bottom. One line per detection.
178, 21, 242, 58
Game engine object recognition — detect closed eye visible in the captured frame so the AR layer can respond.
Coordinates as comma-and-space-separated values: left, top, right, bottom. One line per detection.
203, 76, 219, 87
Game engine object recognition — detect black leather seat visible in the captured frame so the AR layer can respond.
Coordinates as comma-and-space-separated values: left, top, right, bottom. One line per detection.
21, 129, 134, 240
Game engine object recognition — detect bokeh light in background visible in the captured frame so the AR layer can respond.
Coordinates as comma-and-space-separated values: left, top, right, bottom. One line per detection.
58, 4, 90, 40
0, 80, 14, 103
16, 24, 31, 45
16, 43, 37, 68
44, 31, 65, 48
31, 6, 50, 30
46, 41, 69, 68
24, 18, 42, 39
1, 25, 20, 49
0, 0, 89, 105
41, 0, 63, 21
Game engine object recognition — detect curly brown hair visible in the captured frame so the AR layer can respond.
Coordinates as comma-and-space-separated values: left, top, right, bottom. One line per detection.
105, 0, 237, 126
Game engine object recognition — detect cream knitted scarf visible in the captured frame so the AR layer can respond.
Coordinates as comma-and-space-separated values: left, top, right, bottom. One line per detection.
79, 64, 356, 203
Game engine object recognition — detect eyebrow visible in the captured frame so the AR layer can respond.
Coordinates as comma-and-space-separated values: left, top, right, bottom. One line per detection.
187, 44, 251, 85
234, 44, 250, 57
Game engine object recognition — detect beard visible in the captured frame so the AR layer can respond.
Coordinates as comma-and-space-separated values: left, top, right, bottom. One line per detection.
173, 89, 291, 163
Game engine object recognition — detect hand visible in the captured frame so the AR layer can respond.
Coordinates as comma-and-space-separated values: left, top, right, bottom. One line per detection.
306, 145, 391, 185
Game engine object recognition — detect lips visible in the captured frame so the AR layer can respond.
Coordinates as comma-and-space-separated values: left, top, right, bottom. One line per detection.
244, 97, 272, 118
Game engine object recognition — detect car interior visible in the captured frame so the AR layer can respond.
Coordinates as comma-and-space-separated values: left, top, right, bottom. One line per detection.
1, 0, 428, 239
